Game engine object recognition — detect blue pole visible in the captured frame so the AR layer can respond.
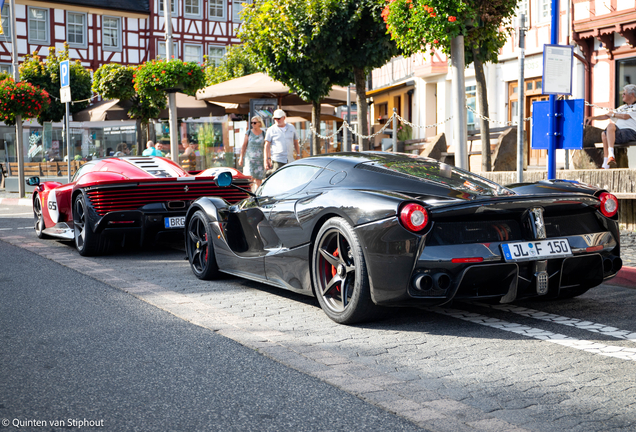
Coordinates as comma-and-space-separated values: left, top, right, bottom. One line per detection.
547, 0, 559, 179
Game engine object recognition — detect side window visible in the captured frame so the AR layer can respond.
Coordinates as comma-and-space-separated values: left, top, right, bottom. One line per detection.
72, 162, 94, 182
258, 165, 320, 197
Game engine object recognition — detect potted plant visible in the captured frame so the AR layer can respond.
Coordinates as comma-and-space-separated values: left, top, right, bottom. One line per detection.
0, 78, 50, 126
133, 59, 205, 105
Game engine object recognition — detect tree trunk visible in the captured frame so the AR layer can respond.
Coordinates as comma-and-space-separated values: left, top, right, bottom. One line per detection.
353, 67, 369, 151
312, 100, 321, 155
136, 118, 145, 156
472, 48, 491, 172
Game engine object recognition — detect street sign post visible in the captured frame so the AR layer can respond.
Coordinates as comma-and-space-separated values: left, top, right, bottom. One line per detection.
60, 60, 71, 182
532, 99, 584, 150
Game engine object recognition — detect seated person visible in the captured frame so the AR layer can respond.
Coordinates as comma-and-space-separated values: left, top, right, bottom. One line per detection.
585, 84, 636, 169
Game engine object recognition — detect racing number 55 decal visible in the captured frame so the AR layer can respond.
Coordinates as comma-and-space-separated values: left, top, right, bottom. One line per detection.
47, 190, 60, 223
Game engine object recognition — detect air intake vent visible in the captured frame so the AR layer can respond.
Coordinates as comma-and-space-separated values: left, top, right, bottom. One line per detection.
86, 180, 250, 216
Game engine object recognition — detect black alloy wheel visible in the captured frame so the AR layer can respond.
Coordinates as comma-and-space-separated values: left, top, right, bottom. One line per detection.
33, 194, 49, 239
312, 217, 380, 324
73, 193, 103, 256
186, 210, 219, 280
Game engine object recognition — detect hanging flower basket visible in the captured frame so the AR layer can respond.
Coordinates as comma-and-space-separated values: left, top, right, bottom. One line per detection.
0, 78, 50, 126
133, 59, 205, 105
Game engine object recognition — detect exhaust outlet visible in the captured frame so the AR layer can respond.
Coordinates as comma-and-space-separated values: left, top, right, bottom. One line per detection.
603, 258, 613, 273
612, 256, 623, 272
412, 273, 433, 292
433, 273, 451, 290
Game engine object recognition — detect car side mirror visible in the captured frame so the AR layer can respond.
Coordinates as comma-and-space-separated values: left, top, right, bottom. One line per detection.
26, 176, 40, 186
215, 171, 232, 187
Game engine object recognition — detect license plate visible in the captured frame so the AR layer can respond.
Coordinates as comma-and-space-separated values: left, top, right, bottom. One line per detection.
164, 216, 185, 229
501, 239, 572, 262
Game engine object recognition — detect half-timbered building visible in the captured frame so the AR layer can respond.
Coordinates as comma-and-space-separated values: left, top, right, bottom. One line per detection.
0, 0, 246, 72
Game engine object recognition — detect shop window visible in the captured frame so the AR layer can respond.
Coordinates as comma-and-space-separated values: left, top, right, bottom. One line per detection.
466, 85, 477, 130
616, 57, 636, 107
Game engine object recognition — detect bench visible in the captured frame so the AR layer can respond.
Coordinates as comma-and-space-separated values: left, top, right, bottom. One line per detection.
6, 161, 85, 178
441, 127, 511, 166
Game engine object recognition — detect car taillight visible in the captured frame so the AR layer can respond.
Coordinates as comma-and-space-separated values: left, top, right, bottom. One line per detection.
598, 192, 618, 218
399, 203, 429, 233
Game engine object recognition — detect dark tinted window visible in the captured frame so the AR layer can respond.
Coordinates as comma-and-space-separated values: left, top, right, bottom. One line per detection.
258, 165, 321, 197
357, 158, 513, 197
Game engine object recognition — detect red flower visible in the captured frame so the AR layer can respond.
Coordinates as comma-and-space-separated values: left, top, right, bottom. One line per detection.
430, 12, 436, 17
448, 16, 456, 22
433, 39, 439, 44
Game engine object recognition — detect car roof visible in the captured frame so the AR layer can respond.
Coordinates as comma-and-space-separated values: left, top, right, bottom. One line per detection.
291, 151, 438, 169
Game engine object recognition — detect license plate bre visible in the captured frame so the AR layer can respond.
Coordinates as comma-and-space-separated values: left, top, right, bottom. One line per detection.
501, 239, 572, 262
164, 216, 185, 229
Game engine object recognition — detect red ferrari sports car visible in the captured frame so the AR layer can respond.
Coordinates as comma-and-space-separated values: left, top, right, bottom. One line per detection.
28, 156, 251, 256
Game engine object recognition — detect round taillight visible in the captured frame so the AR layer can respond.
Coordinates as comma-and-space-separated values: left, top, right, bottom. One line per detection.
599, 192, 618, 218
400, 203, 429, 232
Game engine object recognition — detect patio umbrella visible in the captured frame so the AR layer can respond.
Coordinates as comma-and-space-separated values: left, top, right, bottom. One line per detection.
73, 93, 225, 122
196, 72, 354, 107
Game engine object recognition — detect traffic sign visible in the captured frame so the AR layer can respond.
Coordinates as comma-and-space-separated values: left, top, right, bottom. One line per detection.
60, 86, 71, 103
531, 99, 584, 150
60, 60, 70, 88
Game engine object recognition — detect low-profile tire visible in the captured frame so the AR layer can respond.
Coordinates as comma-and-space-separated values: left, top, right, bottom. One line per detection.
33, 194, 50, 239
312, 217, 381, 324
186, 210, 220, 280
73, 193, 104, 256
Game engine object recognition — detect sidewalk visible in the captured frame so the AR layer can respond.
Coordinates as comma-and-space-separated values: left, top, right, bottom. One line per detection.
2, 188, 635, 289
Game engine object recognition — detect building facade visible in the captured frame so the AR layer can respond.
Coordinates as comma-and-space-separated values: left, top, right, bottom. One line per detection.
0, 0, 248, 177
369, 1, 613, 170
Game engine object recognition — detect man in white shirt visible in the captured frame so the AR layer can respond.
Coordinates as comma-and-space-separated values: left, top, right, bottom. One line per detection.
264, 109, 300, 174
585, 84, 636, 169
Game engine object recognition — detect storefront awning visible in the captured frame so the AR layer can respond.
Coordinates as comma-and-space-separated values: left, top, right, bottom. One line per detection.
366, 80, 415, 97
73, 93, 225, 122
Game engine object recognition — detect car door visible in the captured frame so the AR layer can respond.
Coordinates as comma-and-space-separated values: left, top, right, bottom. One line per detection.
258, 165, 323, 291
215, 195, 276, 278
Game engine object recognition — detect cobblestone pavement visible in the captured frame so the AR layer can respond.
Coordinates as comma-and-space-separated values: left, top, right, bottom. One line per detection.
620, 230, 636, 267
2, 228, 636, 432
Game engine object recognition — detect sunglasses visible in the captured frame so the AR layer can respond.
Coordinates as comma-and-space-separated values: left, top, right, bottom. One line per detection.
251, 121, 259, 124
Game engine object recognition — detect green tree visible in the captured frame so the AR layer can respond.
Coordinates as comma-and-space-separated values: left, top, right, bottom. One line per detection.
385, 0, 517, 170
240, 0, 398, 152
20, 43, 92, 124
331, 0, 400, 150
92, 63, 161, 151
239, 0, 353, 154
204, 44, 261, 86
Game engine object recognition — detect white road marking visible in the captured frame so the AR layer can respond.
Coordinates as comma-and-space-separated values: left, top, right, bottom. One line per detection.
485, 304, 636, 342
0, 212, 33, 216
434, 307, 636, 362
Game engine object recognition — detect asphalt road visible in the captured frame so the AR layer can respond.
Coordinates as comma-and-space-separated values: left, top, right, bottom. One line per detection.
2, 204, 636, 432
0, 213, 422, 430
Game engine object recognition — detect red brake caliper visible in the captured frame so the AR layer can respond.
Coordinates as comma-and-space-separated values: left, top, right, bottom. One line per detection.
330, 249, 341, 292
204, 232, 208, 261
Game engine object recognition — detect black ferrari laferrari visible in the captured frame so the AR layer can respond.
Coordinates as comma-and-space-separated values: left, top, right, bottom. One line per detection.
185, 152, 621, 324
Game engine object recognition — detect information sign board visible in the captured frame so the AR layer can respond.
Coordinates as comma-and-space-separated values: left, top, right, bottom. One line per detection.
542, 45, 573, 95
531, 99, 584, 150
